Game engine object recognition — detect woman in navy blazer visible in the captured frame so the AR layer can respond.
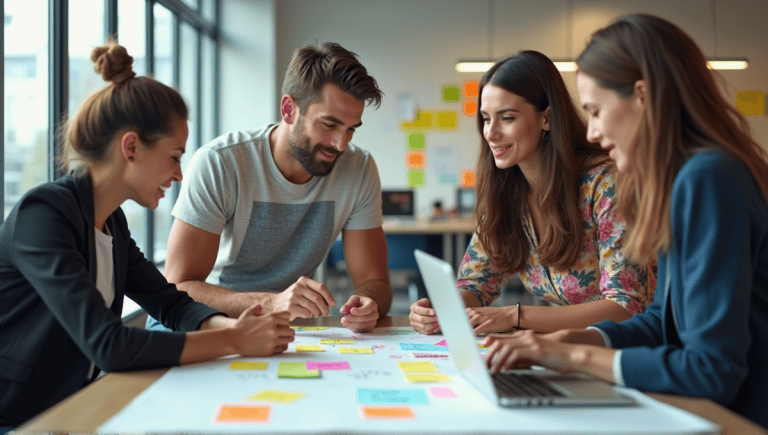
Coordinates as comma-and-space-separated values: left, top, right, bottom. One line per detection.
0, 43, 295, 429
483, 14, 768, 428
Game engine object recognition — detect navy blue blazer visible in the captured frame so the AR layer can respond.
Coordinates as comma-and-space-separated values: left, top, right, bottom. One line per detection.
594, 152, 768, 428
0, 174, 222, 426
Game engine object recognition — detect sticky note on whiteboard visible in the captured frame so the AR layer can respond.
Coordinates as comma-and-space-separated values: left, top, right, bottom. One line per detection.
735, 90, 767, 116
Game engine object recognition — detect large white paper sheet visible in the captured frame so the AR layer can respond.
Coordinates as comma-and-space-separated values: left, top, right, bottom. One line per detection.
99, 327, 719, 434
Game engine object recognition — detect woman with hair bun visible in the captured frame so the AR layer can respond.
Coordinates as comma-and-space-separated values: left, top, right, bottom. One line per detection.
0, 42, 294, 431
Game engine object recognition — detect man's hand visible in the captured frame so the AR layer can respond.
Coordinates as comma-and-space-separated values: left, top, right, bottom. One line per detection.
266, 276, 336, 320
409, 298, 440, 334
466, 306, 517, 335
340, 295, 379, 332
231, 304, 295, 356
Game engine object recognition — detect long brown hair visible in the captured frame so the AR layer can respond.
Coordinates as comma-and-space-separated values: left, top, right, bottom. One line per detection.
577, 14, 768, 262
475, 50, 607, 274
57, 42, 188, 176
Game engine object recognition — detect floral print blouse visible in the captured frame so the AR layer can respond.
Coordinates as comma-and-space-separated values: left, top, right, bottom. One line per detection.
457, 163, 656, 315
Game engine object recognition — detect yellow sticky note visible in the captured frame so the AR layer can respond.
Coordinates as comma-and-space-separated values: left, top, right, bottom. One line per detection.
339, 347, 373, 354
247, 390, 306, 404
321, 339, 354, 344
360, 406, 416, 420
405, 373, 452, 383
397, 361, 438, 373
228, 361, 268, 370
290, 326, 329, 330
295, 345, 325, 352
216, 404, 270, 422
400, 111, 434, 130
735, 90, 767, 116
436, 111, 458, 129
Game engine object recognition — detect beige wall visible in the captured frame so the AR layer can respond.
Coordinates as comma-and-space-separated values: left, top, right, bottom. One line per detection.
221, 0, 768, 214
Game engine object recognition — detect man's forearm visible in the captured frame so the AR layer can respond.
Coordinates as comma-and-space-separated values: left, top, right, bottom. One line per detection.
177, 280, 271, 318
354, 279, 392, 317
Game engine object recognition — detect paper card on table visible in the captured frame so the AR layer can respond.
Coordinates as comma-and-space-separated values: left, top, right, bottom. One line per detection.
321, 339, 354, 344
434, 339, 448, 347
228, 361, 267, 370
247, 390, 305, 404
357, 388, 429, 405
295, 345, 325, 352
306, 361, 351, 370
412, 352, 449, 359
290, 326, 329, 330
339, 347, 373, 354
397, 361, 438, 373
360, 406, 416, 420
429, 387, 457, 398
277, 362, 320, 378
381, 328, 416, 335
405, 373, 452, 383
214, 404, 270, 423
399, 343, 445, 352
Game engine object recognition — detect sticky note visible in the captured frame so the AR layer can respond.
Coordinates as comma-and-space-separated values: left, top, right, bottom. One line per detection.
463, 100, 477, 116
397, 361, 438, 373
437, 111, 458, 129
735, 90, 767, 116
429, 387, 457, 398
360, 406, 416, 420
340, 347, 373, 354
405, 374, 452, 383
295, 345, 325, 352
290, 326, 329, 331
277, 362, 320, 378
464, 81, 479, 98
407, 132, 425, 150
434, 339, 448, 347
407, 151, 425, 168
442, 85, 461, 102
399, 343, 444, 352
357, 388, 429, 405
406, 170, 425, 188
400, 111, 434, 130
215, 404, 270, 423
321, 339, 354, 344
382, 329, 416, 335
306, 361, 351, 370
247, 390, 305, 404
228, 361, 267, 370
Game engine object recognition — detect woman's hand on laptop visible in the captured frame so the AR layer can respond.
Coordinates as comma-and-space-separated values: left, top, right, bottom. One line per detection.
409, 298, 441, 334
483, 330, 582, 374
467, 306, 517, 335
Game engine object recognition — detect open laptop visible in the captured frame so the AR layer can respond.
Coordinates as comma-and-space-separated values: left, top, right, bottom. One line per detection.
414, 249, 635, 407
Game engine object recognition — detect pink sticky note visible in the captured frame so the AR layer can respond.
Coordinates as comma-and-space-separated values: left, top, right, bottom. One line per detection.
430, 387, 457, 398
306, 361, 351, 370
435, 339, 448, 347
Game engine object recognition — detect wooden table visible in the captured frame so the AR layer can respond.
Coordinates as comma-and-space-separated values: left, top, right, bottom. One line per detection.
18, 316, 768, 435
382, 217, 475, 268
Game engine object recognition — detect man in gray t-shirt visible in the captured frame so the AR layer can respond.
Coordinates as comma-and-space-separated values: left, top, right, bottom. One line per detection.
154, 42, 391, 333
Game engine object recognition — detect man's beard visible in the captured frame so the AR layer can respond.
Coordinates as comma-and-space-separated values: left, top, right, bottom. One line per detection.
288, 116, 342, 177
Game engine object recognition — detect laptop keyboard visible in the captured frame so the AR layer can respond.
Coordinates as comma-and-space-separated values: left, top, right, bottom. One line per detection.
492, 373, 565, 398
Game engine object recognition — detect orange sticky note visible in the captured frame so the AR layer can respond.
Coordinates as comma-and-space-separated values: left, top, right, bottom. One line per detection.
360, 406, 416, 420
215, 404, 270, 423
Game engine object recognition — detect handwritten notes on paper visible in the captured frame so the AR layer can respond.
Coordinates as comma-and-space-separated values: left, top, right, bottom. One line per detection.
277, 362, 320, 378
321, 339, 355, 344
306, 361, 351, 370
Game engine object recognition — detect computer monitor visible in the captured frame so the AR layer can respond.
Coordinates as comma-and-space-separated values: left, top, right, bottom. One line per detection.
456, 187, 476, 216
381, 189, 415, 217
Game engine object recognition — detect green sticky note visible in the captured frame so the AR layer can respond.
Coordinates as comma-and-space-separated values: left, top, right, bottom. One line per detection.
442, 85, 460, 102
407, 132, 426, 150
229, 361, 268, 370
277, 362, 320, 378
407, 170, 425, 188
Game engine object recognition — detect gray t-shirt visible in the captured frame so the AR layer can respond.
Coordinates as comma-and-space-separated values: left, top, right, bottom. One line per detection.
172, 123, 382, 292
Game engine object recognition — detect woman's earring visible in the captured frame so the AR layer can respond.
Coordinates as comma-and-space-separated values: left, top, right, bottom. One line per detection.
128, 156, 133, 161
543, 130, 550, 140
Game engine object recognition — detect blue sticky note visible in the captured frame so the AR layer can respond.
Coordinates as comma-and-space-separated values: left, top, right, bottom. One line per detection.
400, 343, 445, 351
357, 388, 429, 405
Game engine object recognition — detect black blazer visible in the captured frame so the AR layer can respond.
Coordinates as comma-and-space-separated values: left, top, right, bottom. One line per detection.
0, 175, 221, 426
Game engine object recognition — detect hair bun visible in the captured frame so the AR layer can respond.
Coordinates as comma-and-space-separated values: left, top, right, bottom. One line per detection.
91, 43, 136, 85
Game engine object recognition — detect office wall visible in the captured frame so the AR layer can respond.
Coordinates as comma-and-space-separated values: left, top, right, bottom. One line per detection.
223, 0, 768, 215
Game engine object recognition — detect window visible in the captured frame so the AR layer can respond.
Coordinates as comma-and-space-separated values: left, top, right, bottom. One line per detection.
2, 0, 219, 264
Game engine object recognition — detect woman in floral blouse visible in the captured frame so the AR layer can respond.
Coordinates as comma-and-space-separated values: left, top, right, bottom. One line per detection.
409, 51, 655, 335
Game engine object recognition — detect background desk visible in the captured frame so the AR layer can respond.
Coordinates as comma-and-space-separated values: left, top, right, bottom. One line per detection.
382, 217, 475, 269
18, 317, 767, 435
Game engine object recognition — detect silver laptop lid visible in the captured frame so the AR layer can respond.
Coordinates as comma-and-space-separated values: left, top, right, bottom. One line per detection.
414, 249, 499, 403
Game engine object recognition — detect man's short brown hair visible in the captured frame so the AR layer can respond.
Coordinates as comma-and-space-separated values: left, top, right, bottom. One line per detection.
282, 42, 383, 113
